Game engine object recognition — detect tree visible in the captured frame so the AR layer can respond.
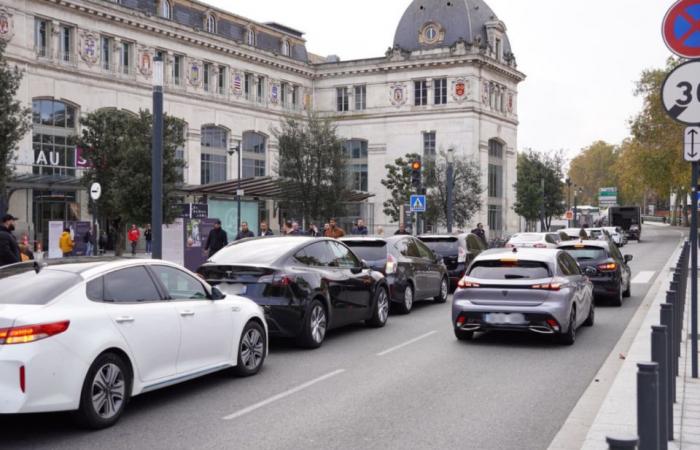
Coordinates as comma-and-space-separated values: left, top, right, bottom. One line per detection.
513, 150, 566, 230
424, 152, 483, 229
568, 141, 619, 205
273, 113, 347, 224
0, 40, 31, 216
77, 109, 184, 255
381, 153, 421, 223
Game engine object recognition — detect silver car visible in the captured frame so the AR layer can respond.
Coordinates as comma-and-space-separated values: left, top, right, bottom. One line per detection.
452, 248, 594, 345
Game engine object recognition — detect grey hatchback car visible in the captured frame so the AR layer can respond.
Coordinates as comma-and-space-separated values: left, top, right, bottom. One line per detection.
452, 248, 594, 345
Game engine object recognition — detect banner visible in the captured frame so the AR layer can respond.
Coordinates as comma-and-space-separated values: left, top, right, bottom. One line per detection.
183, 218, 217, 272
48, 221, 63, 259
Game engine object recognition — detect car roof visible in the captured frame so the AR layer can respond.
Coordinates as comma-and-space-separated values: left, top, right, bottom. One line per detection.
558, 240, 611, 250
476, 248, 561, 263
418, 234, 469, 239
340, 235, 408, 243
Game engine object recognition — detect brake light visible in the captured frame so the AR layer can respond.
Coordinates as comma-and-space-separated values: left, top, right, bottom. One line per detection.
19, 366, 25, 393
532, 283, 562, 291
259, 273, 293, 287
597, 263, 617, 271
458, 246, 467, 263
457, 278, 480, 289
385, 254, 397, 274
456, 315, 466, 326
0, 321, 70, 345
546, 318, 560, 332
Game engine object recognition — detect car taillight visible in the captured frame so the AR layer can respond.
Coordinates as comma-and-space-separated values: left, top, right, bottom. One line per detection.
456, 315, 466, 326
546, 318, 560, 332
458, 247, 467, 263
19, 366, 25, 393
259, 273, 293, 287
0, 321, 70, 345
457, 278, 480, 289
385, 254, 397, 274
597, 263, 617, 271
532, 279, 567, 291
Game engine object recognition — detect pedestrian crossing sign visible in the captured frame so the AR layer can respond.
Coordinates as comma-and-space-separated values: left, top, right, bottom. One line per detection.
410, 195, 427, 212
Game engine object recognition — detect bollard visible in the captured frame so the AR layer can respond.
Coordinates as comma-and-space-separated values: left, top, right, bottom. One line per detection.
667, 289, 681, 367
637, 362, 660, 450
651, 325, 670, 447
661, 303, 677, 405
607, 435, 639, 449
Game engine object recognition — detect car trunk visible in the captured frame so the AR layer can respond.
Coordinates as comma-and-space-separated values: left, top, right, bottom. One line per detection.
559, 246, 612, 279
342, 241, 388, 273
0, 305, 47, 330
198, 265, 278, 298
420, 237, 460, 270
459, 278, 554, 306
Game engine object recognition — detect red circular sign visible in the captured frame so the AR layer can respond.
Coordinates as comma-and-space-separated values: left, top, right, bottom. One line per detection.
663, 0, 700, 58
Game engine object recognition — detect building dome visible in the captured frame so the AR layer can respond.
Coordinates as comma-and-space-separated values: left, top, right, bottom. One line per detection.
393, 0, 512, 55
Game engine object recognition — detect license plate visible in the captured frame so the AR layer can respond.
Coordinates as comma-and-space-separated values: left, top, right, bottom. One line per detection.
484, 313, 526, 325
221, 283, 247, 295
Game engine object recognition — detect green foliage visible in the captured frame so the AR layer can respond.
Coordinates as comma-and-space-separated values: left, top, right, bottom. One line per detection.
0, 40, 31, 215
568, 141, 619, 205
77, 109, 184, 254
514, 150, 566, 229
273, 113, 348, 223
381, 153, 422, 223
424, 153, 483, 228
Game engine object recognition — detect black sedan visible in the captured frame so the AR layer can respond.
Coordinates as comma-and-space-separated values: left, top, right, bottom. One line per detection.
418, 233, 487, 292
340, 235, 449, 314
558, 240, 632, 306
197, 237, 389, 349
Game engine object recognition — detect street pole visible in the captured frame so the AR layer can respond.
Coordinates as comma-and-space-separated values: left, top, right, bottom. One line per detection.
566, 179, 572, 228
237, 144, 242, 235
540, 179, 546, 232
692, 161, 698, 378
446, 148, 454, 234
151, 55, 164, 260
573, 191, 579, 229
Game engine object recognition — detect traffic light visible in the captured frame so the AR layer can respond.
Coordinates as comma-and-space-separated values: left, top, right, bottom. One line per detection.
411, 159, 422, 190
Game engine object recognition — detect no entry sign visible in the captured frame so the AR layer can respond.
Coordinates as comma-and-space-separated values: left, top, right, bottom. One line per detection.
663, 0, 700, 58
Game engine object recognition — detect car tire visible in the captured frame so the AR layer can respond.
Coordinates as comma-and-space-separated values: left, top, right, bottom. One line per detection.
623, 280, 631, 298
297, 299, 327, 349
366, 286, 390, 328
434, 277, 449, 303
74, 352, 131, 430
395, 284, 414, 314
583, 301, 595, 327
557, 307, 577, 346
234, 321, 266, 377
454, 328, 473, 341
611, 286, 623, 307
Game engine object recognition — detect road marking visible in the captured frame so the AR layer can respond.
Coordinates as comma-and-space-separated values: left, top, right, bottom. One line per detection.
376, 330, 438, 356
222, 369, 345, 421
632, 271, 656, 284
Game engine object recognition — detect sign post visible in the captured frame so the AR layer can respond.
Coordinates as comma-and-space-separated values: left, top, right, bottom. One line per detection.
90, 182, 101, 255
410, 195, 426, 236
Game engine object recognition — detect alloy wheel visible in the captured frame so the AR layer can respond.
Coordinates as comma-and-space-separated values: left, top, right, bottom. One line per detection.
377, 289, 390, 323
310, 305, 327, 344
240, 328, 265, 370
404, 286, 413, 311
91, 363, 126, 420
440, 279, 448, 300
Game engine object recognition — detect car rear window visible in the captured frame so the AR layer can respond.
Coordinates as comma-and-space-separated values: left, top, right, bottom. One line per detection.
0, 268, 81, 305
510, 234, 543, 243
468, 259, 551, 279
419, 237, 459, 255
210, 239, 303, 265
560, 246, 608, 261
342, 241, 387, 261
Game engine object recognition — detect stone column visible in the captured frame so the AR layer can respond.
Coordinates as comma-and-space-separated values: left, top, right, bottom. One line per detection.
51, 20, 60, 60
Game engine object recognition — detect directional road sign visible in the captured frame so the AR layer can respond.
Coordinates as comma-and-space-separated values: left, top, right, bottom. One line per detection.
662, 60, 700, 125
663, 0, 700, 59
90, 182, 102, 201
410, 195, 426, 213
686, 127, 700, 162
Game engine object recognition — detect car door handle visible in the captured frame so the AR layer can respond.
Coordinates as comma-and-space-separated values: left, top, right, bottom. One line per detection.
180, 310, 195, 317
231, 306, 241, 312
115, 316, 135, 323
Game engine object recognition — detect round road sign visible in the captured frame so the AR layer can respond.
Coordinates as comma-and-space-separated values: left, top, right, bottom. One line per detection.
662, 60, 700, 125
663, 0, 700, 58
90, 182, 102, 201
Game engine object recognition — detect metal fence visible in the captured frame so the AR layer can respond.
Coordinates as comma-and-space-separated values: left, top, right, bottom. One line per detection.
606, 240, 690, 450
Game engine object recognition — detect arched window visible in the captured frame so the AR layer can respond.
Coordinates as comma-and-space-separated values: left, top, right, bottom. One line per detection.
343, 139, 368, 192
159, 0, 171, 19
206, 14, 216, 33
201, 125, 228, 184
31, 98, 78, 177
488, 139, 504, 159
242, 131, 266, 178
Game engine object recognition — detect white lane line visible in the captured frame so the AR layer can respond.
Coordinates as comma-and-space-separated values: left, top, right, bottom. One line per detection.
632, 271, 656, 284
222, 369, 345, 421
376, 330, 438, 356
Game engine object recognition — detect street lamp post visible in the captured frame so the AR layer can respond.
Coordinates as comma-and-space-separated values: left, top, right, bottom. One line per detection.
446, 148, 454, 234
151, 55, 164, 259
573, 186, 582, 228
566, 178, 572, 228
228, 141, 242, 235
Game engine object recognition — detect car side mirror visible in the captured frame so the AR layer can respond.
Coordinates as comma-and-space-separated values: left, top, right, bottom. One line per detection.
624, 255, 633, 263
210, 286, 225, 300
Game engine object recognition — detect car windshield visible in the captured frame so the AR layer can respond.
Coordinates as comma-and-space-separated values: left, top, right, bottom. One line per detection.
468, 260, 551, 279
210, 239, 304, 265
587, 230, 604, 238
560, 246, 608, 261
419, 238, 459, 255
342, 241, 387, 261
0, 267, 82, 305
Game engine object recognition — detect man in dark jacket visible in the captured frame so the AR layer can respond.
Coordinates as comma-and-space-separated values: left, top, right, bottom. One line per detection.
471, 223, 487, 245
0, 214, 21, 267
259, 221, 274, 237
235, 221, 255, 241
205, 220, 228, 257
351, 219, 369, 236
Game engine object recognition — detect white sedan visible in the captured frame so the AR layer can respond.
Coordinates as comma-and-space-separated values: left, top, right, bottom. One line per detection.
0, 258, 267, 429
505, 232, 560, 249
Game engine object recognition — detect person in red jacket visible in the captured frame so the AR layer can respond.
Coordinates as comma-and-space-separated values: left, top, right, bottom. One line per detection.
127, 224, 140, 256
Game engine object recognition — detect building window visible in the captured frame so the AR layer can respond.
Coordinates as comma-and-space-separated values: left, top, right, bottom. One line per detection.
343, 139, 368, 192
59, 25, 73, 63
423, 132, 436, 160
434, 78, 447, 105
488, 164, 503, 198
201, 125, 228, 184
121, 41, 132, 75
200, 154, 227, 184
159, 0, 171, 19
354, 85, 366, 111
31, 99, 78, 177
488, 205, 503, 237
203, 63, 211, 92
172, 54, 183, 85
414, 80, 428, 106
206, 14, 216, 33
242, 131, 266, 178
488, 139, 504, 158
244, 73, 253, 99
35, 19, 50, 57
281, 40, 289, 56
337, 87, 349, 112
292, 85, 298, 108
280, 82, 288, 107
495, 38, 502, 60
201, 125, 228, 149
247, 29, 256, 46
218, 66, 226, 95
256, 76, 265, 103
101, 36, 112, 71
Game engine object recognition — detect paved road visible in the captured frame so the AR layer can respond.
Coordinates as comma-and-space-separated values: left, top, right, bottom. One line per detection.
0, 227, 684, 450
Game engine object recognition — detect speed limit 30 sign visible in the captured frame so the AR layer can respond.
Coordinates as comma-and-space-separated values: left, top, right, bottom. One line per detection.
662, 59, 700, 125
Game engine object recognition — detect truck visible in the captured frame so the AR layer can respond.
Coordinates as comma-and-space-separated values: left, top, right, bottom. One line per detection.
608, 206, 642, 242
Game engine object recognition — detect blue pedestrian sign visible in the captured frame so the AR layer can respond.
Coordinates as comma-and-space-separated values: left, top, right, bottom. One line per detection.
410, 195, 427, 213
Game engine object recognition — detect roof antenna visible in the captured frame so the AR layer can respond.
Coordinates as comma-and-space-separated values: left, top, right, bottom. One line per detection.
33, 260, 44, 274
512, 247, 517, 253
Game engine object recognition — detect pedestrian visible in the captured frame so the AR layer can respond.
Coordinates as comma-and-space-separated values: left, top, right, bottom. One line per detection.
307, 223, 320, 237
376, 226, 384, 236
144, 224, 153, 255
59, 227, 75, 257
0, 213, 21, 267
323, 223, 330, 235
394, 223, 410, 235
259, 220, 274, 237
290, 221, 304, 236
99, 230, 108, 254
352, 219, 368, 235
579, 228, 588, 240
205, 220, 228, 257
19, 243, 34, 262
281, 220, 293, 235
84, 226, 94, 256
471, 223, 487, 244
235, 221, 255, 241
127, 224, 140, 256
324, 218, 345, 238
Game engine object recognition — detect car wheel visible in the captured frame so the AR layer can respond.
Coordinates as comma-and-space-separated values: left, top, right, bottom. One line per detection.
366, 286, 390, 328
234, 321, 266, 377
454, 328, 473, 341
611, 286, 623, 307
297, 300, 327, 349
434, 277, 448, 303
558, 307, 577, 346
74, 353, 131, 429
583, 301, 595, 327
395, 284, 414, 314
623, 280, 631, 298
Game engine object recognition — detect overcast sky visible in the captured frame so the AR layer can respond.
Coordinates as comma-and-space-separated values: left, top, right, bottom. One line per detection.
205, 0, 672, 160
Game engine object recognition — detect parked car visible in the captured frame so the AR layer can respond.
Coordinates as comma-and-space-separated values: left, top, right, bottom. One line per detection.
198, 237, 389, 348
0, 257, 267, 429
452, 248, 594, 345
558, 240, 632, 306
340, 235, 449, 314
505, 232, 561, 249
417, 233, 487, 291
602, 226, 626, 247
